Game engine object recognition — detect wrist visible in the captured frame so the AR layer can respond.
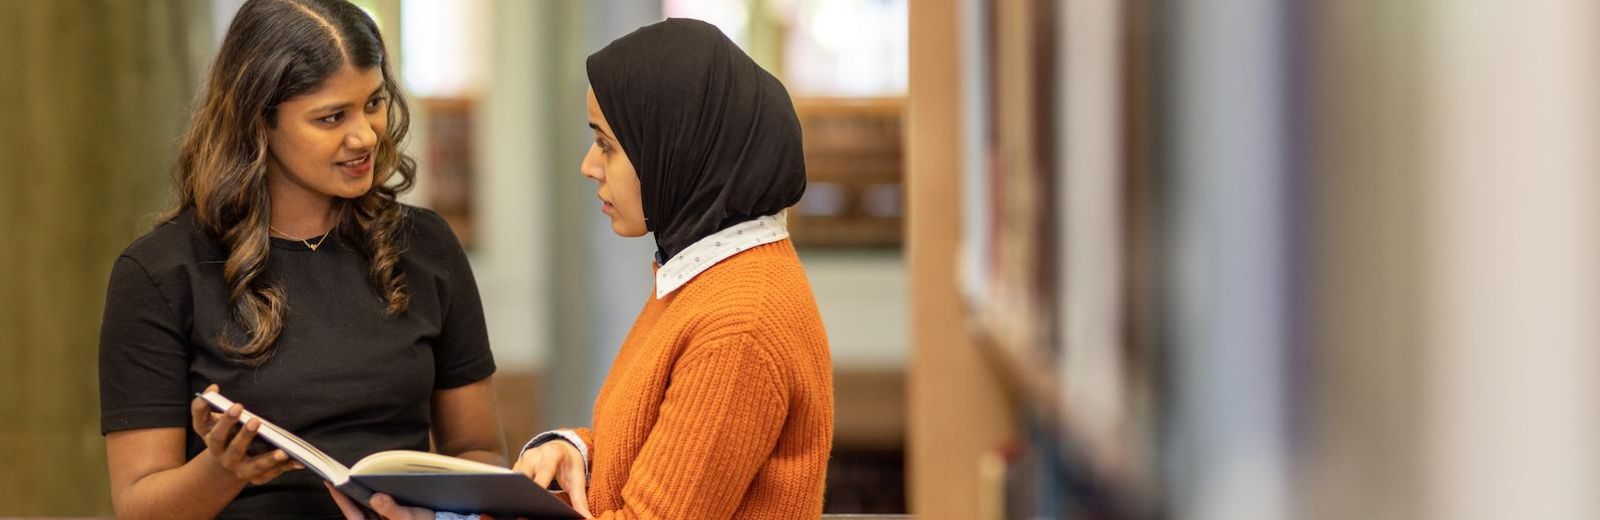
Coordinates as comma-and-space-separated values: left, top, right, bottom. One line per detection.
192, 450, 248, 489
521, 430, 588, 464
553, 439, 582, 460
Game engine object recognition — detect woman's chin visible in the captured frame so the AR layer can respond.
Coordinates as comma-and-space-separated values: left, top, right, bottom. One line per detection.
330, 180, 374, 199
609, 220, 648, 238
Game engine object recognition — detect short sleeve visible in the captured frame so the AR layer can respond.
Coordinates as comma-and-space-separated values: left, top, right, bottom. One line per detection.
99, 256, 192, 434
426, 212, 496, 389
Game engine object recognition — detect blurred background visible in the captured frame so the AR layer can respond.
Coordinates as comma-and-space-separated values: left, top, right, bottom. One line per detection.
2, 1, 1598, 519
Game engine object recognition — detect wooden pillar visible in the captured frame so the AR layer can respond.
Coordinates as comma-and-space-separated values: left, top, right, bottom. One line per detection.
906, 1, 1016, 518
0, 0, 206, 515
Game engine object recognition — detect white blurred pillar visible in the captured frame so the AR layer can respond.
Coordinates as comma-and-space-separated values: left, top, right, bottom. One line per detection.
542, 0, 662, 431
472, 0, 547, 372
1423, 2, 1600, 519
1165, 0, 1293, 519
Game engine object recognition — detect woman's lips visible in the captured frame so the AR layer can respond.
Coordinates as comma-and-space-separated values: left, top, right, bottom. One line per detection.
338, 153, 372, 176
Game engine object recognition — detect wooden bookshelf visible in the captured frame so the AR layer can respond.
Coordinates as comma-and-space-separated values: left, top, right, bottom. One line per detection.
790, 97, 904, 248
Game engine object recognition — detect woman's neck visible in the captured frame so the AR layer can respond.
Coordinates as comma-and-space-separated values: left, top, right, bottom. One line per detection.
270, 199, 339, 239
264, 160, 342, 238
267, 178, 339, 239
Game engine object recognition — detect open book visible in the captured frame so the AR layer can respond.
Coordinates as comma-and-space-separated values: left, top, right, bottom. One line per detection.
198, 391, 582, 519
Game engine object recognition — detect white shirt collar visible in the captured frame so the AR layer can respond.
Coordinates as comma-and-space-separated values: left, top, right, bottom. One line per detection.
655, 212, 789, 299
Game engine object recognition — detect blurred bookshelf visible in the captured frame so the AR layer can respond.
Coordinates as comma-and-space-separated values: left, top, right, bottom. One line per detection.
790, 98, 909, 514
790, 97, 904, 249
949, 0, 1163, 517
419, 97, 478, 248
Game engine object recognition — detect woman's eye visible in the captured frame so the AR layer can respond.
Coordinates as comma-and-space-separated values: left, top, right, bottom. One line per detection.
319, 112, 342, 124
366, 97, 386, 110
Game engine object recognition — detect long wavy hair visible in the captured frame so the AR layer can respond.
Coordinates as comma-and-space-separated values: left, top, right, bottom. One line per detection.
168, 0, 415, 365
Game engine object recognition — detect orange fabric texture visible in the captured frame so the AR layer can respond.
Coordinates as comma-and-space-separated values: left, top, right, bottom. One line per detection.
572, 239, 834, 520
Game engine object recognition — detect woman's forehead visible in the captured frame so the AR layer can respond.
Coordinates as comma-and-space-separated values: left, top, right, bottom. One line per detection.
285, 66, 384, 110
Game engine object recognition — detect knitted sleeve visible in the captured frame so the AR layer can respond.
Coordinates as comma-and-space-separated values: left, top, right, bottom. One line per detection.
595, 332, 789, 520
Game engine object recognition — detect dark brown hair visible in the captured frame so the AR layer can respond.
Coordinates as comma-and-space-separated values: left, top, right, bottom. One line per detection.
168, 0, 415, 365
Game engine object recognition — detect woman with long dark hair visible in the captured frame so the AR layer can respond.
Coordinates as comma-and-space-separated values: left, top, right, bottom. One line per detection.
98, 1, 504, 518
331, 18, 834, 520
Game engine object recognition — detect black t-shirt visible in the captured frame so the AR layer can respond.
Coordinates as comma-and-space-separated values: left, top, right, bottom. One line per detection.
98, 205, 496, 519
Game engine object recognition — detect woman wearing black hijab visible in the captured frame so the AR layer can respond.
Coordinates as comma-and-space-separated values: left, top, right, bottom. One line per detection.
330, 18, 834, 520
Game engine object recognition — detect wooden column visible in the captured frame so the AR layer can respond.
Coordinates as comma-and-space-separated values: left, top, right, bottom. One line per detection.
0, 1, 206, 515
906, 1, 1016, 519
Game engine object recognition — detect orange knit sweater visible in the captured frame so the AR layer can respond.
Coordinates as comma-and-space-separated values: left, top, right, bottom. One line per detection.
570, 238, 834, 520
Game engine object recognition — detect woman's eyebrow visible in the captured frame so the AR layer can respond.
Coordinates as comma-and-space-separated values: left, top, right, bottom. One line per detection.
588, 122, 612, 140
308, 85, 387, 114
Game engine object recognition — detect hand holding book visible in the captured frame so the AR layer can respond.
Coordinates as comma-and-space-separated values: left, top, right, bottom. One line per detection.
515, 441, 592, 518
196, 389, 582, 519
323, 444, 600, 520
188, 384, 305, 485
326, 483, 434, 520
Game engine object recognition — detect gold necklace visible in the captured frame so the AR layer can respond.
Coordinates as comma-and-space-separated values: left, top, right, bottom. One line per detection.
270, 225, 333, 251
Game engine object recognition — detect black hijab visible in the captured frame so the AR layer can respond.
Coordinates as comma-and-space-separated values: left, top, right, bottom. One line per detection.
586, 18, 807, 263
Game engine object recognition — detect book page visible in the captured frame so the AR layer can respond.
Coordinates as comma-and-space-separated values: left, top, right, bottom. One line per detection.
197, 392, 351, 484
350, 450, 514, 476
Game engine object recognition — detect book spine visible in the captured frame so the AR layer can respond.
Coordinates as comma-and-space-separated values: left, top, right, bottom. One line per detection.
335, 480, 382, 519
335, 480, 376, 505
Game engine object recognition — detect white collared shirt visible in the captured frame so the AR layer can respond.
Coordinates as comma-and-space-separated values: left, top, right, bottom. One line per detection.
654, 212, 790, 299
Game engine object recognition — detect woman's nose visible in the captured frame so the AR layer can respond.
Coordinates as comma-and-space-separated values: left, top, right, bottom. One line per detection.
346, 124, 377, 151
580, 147, 604, 181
